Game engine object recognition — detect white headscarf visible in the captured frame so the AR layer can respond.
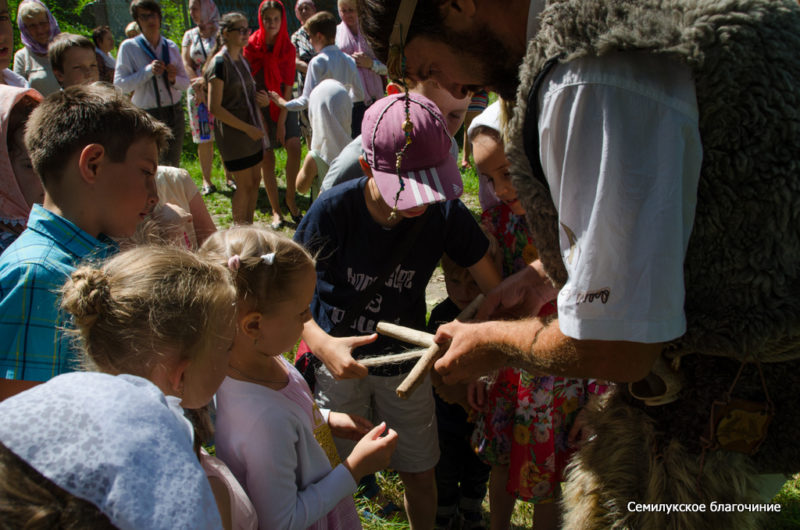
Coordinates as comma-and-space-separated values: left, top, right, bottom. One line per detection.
309, 79, 352, 165
0, 372, 222, 530
467, 100, 502, 141
467, 100, 503, 212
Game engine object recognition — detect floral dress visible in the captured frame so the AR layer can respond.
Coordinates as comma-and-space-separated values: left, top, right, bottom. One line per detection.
474, 203, 609, 502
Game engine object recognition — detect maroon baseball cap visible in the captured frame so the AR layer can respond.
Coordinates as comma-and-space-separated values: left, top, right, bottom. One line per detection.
362, 93, 463, 211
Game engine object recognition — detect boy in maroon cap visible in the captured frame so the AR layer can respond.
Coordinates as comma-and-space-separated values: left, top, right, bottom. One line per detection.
294, 92, 501, 527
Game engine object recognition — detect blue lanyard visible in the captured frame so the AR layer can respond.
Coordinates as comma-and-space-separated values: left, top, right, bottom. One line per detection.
136, 35, 173, 108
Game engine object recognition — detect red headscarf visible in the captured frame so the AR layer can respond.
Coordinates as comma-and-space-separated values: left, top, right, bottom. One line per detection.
244, 0, 296, 122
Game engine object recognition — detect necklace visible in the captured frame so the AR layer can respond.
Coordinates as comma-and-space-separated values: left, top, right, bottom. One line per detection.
229, 364, 288, 386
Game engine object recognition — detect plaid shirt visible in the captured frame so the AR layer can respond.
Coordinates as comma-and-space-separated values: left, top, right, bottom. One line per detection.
0, 205, 117, 381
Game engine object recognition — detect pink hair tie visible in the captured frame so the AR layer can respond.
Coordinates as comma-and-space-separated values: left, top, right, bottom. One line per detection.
227, 255, 241, 272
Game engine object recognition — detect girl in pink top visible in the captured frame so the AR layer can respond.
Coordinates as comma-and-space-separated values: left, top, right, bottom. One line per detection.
201, 227, 398, 530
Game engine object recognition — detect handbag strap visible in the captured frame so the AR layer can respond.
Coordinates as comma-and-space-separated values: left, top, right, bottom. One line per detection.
331, 209, 431, 336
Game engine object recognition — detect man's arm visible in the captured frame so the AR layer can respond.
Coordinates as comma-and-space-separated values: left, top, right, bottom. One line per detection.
433, 317, 661, 384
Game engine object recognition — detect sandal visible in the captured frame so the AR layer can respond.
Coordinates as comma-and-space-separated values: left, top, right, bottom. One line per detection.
460, 159, 471, 170
270, 218, 284, 230
226, 180, 237, 191
290, 211, 303, 224
200, 184, 217, 196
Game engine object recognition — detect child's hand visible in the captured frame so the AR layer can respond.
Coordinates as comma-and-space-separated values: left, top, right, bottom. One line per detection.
328, 411, 373, 440
255, 90, 270, 108
568, 408, 595, 448
320, 334, 377, 380
245, 125, 264, 141
267, 90, 287, 108
467, 379, 488, 412
343, 422, 398, 482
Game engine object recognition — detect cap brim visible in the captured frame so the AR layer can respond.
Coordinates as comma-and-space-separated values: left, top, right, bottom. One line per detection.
373, 153, 464, 211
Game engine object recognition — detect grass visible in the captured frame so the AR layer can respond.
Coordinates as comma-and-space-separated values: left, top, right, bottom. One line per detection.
181, 142, 800, 529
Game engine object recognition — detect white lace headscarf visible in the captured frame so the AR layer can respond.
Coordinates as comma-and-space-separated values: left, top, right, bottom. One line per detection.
0, 372, 222, 530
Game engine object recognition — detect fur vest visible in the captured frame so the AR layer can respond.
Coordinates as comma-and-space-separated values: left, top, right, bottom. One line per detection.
506, 2, 800, 526
508, 0, 800, 364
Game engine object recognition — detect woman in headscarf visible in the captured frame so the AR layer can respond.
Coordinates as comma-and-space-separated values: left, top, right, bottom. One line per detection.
243, 0, 302, 229
335, 0, 386, 136
290, 0, 316, 147
181, 0, 225, 196
12, 0, 60, 96
0, 85, 43, 251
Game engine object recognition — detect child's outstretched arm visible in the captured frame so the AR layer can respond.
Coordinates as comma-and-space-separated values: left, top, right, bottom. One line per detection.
269, 90, 309, 112
301, 318, 374, 379
241, 410, 371, 530
343, 422, 399, 483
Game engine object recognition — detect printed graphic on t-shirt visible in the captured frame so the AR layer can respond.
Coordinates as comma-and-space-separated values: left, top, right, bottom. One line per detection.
330, 265, 419, 334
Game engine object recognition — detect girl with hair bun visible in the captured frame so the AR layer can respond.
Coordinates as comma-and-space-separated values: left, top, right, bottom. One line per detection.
0, 245, 240, 529
61, 244, 237, 407
200, 226, 398, 529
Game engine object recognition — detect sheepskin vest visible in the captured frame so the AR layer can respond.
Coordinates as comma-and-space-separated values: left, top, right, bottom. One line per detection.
508, 0, 800, 364
507, 0, 800, 472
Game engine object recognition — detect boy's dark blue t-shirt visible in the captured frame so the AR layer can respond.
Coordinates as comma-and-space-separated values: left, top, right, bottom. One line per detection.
294, 177, 488, 375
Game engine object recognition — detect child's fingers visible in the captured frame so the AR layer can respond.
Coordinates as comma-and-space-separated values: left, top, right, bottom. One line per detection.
365, 421, 387, 440
382, 428, 399, 450
350, 333, 378, 348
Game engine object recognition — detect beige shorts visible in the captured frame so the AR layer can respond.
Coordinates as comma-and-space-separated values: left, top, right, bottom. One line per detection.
314, 364, 440, 473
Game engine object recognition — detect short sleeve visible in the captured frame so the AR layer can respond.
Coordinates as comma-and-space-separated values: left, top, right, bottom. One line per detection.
207, 55, 225, 81
442, 200, 490, 269
538, 52, 702, 343
181, 29, 192, 48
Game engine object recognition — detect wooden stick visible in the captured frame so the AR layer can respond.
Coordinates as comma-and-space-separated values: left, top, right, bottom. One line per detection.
375, 322, 434, 347
395, 294, 484, 399
359, 348, 428, 367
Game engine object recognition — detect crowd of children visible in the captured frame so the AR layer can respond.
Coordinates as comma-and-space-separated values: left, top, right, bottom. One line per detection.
0, 1, 615, 528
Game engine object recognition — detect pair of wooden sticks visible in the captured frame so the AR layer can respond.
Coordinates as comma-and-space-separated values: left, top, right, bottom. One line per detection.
370, 294, 484, 399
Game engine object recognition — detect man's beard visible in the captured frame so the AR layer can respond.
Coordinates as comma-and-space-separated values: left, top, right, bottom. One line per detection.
444, 23, 523, 101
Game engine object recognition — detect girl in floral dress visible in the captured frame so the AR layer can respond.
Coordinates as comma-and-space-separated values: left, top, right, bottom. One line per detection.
468, 102, 608, 529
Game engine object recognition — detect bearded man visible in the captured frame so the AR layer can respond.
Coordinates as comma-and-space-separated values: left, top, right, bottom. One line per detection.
358, 1, 800, 528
